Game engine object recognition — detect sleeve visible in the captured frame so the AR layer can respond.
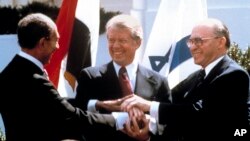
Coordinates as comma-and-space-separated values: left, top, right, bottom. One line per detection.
87, 99, 99, 112
149, 101, 166, 135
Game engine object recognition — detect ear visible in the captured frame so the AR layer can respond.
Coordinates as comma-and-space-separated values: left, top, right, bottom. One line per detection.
38, 37, 46, 48
218, 37, 226, 49
135, 39, 142, 49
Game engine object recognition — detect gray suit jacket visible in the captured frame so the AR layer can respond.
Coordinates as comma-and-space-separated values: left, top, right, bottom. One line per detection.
75, 61, 171, 141
75, 61, 171, 112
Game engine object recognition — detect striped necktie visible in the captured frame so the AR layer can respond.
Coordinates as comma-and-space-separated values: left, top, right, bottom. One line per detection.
118, 67, 133, 96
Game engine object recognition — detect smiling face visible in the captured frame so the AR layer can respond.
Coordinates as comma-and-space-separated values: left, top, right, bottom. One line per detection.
40, 29, 60, 65
107, 26, 141, 66
188, 21, 227, 68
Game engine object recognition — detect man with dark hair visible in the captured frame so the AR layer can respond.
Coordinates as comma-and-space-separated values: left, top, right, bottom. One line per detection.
0, 13, 116, 141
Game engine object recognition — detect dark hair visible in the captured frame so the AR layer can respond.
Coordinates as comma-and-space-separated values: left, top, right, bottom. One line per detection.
17, 13, 54, 49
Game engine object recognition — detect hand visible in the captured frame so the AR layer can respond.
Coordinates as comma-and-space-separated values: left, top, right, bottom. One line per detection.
122, 115, 150, 141
96, 98, 124, 112
96, 95, 134, 112
128, 107, 144, 120
121, 95, 152, 112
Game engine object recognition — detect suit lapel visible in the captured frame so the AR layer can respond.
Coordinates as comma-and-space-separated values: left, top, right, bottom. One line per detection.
204, 56, 230, 84
134, 65, 157, 99
100, 62, 123, 98
184, 56, 231, 99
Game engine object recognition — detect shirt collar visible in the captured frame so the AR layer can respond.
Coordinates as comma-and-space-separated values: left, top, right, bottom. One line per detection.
18, 51, 44, 71
113, 59, 138, 80
204, 55, 224, 77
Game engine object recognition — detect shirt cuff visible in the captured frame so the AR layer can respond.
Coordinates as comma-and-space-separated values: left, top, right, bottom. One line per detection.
149, 101, 160, 135
112, 112, 129, 130
87, 99, 98, 112
150, 101, 160, 123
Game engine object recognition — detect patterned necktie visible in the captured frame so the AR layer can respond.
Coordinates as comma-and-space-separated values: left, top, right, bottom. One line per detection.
118, 67, 133, 96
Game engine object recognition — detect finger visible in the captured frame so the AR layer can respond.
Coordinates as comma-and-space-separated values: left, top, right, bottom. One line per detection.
131, 116, 140, 132
120, 94, 134, 102
131, 107, 140, 119
121, 97, 136, 111
135, 107, 145, 120
124, 119, 136, 137
128, 109, 134, 117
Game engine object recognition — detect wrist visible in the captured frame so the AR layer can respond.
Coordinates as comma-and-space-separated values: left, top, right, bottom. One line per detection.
144, 101, 152, 112
95, 100, 103, 111
141, 133, 150, 141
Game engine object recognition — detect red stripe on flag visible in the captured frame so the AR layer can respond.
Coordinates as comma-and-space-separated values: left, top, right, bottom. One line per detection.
45, 0, 78, 88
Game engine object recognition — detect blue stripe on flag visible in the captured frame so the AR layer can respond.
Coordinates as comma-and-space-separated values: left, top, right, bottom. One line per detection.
169, 35, 191, 73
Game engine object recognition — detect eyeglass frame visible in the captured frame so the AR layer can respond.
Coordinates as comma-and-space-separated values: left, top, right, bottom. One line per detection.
186, 36, 221, 48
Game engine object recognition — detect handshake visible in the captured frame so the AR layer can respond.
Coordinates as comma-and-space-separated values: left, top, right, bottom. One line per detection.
96, 94, 152, 141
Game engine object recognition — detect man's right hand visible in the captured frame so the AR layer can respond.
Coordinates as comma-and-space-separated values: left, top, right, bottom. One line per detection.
121, 94, 152, 113
96, 98, 125, 112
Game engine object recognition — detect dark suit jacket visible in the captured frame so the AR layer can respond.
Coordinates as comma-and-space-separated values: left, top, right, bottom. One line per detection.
75, 61, 171, 141
152, 55, 250, 141
0, 55, 115, 141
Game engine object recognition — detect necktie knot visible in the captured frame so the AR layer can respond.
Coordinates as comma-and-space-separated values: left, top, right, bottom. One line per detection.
119, 67, 128, 79
198, 69, 206, 81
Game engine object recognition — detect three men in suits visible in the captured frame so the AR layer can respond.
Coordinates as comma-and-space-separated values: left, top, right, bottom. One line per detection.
75, 14, 171, 141
0, 13, 117, 141
120, 18, 250, 141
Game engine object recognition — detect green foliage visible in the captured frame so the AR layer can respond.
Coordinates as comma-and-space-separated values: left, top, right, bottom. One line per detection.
0, 128, 5, 141
0, 2, 120, 35
0, 6, 19, 34
228, 42, 250, 72
19, 2, 59, 22
99, 7, 121, 34
0, 2, 59, 34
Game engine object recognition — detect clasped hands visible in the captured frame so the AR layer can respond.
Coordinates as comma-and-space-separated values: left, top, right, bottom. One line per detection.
96, 94, 152, 141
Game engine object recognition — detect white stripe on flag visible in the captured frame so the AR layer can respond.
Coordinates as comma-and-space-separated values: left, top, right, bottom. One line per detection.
142, 0, 207, 89
76, 0, 100, 67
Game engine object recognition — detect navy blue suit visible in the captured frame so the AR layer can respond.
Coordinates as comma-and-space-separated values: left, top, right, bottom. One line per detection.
152, 55, 250, 141
0, 55, 115, 141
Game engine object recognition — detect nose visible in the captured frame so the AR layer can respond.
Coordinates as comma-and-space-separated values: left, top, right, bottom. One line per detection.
188, 42, 198, 50
112, 41, 121, 49
114, 40, 120, 46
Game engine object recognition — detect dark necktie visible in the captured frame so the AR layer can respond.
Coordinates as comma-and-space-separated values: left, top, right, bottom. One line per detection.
184, 69, 205, 98
198, 69, 205, 82
118, 67, 133, 96
195, 69, 206, 88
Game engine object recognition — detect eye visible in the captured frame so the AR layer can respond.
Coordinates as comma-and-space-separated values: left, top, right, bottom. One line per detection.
119, 39, 127, 44
194, 38, 203, 44
108, 39, 115, 44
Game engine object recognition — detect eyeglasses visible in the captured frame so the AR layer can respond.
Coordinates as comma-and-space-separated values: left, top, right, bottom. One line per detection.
186, 37, 220, 48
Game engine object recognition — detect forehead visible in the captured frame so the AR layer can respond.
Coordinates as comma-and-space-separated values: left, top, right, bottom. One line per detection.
191, 24, 214, 37
107, 26, 131, 37
50, 27, 60, 38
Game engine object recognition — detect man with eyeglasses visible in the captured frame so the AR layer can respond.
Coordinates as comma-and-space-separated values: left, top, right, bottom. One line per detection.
119, 18, 250, 141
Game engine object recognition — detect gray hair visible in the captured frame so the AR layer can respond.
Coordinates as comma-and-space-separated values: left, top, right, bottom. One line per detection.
105, 14, 143, 40
200, 18, 231, 48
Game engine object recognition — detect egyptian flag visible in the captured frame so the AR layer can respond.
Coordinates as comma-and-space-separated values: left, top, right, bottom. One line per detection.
141, 0, 207, 89
45, 0, 100, 97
